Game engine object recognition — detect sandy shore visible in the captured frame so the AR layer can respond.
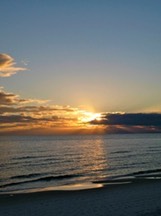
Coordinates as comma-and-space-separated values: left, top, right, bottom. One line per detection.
1, 180, 161, 216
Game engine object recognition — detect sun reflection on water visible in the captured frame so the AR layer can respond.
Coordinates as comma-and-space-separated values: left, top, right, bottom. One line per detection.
76, 136, 109, 181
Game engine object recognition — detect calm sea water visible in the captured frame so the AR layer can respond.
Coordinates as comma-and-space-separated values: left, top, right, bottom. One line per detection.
0, 134, 161, 193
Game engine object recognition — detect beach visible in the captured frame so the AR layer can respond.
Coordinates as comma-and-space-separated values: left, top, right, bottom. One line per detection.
1, 179, 161, 216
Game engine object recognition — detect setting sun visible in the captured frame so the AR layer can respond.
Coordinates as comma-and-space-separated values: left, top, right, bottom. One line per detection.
79, 111, 102, 123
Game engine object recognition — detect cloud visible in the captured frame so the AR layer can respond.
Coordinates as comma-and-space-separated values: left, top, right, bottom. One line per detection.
0, 53, 103, 135
92, 113, 161, 126
1, 87, 161, 134
90, 113, 161, 133
0, 88, 48, 106
0, 90, 26, 105
0, 87, 86, 134
0, 53, 26, 77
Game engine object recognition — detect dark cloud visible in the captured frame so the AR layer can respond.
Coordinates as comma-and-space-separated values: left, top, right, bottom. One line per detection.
91, 113, 161, 133
0, 115, 37, 123
92, 113, 161, 126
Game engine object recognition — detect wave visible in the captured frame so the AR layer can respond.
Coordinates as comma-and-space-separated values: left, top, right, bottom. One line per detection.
131, 168, 161, 177
110, 150, 130, 154
38, 174, 81, 181
93, 168, 161, 184
11, 173, 42, 179
12, 156, 37, 160
0, 174, 81, 189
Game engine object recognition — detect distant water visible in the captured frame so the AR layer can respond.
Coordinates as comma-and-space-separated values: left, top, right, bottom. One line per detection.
1, 134, 161, 193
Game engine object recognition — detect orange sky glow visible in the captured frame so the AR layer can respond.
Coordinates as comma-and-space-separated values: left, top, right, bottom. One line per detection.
1, 53, 161, 135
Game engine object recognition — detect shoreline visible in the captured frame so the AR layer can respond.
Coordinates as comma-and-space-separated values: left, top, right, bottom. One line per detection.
1, 170, 161, 195
1, 179, 161, 216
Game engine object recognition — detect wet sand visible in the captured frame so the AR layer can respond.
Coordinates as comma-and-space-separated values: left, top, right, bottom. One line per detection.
1, 180, 161, 216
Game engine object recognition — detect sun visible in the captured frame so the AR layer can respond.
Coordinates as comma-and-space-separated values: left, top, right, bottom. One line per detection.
79, 111, 102, 123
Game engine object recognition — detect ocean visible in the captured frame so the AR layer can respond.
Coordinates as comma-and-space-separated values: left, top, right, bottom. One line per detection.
0, 134, 161, 193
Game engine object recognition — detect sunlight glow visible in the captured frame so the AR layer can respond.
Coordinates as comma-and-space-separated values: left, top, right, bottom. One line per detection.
79, 111, 102, 123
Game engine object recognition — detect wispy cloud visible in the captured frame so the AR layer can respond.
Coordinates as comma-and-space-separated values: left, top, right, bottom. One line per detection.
2, 53, 160, 135
1, 87, 161, 134
0, 53, 102, 135
0, 88, 48, 106
0, 89, 27, 105
0, 53, 26, 77
0, 87, 96, 134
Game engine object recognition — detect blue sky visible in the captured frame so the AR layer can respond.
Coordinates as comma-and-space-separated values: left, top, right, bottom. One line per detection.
0, 0, 161, 115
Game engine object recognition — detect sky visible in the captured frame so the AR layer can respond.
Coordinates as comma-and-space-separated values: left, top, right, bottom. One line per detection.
0, 0, 161, 135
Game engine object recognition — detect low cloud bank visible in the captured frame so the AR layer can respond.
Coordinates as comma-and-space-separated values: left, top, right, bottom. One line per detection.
91, 113, 161, 133
0, 87, 94, 135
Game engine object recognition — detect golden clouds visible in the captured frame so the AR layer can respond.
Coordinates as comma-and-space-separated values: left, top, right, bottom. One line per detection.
0, 88, 28, 105
0, 88, 48, 106
0, 86, 103, 135
0, 53, 104, 134
0, 53, 26, 77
